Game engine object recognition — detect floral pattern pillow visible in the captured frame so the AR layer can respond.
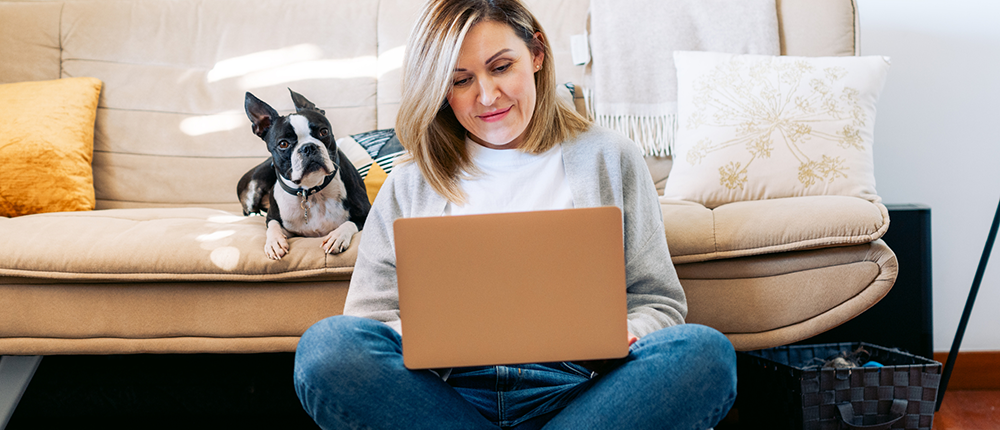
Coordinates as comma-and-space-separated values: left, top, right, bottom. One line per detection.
663, 51, 890, 208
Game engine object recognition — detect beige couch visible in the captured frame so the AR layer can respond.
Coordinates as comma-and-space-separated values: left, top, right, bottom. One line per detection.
0, 0, 894, 421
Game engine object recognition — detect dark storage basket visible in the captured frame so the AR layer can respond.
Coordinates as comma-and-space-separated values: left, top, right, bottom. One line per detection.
737, 342, 941, 430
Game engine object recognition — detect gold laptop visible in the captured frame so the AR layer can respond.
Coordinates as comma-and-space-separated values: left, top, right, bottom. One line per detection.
393, 206, 629, 369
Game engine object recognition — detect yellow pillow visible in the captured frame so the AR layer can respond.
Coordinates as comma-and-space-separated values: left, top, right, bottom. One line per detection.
0, 77, 102, 217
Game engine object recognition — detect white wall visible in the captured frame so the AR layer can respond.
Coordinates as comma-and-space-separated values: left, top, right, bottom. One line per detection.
857, 0, 1000, 352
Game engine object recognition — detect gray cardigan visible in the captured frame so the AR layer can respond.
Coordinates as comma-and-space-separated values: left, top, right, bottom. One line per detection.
343, 125, 687, 338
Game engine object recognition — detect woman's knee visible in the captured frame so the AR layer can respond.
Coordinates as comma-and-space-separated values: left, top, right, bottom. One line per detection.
294, 315, 400, 386
680, 324, 737, 398
638, 324, 737, 394
690, 325, 736, 381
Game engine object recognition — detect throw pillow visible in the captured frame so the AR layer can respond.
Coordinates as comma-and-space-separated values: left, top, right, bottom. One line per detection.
662, 51, 890, 208
336, 129, 406, 204
0, 77, 103, 217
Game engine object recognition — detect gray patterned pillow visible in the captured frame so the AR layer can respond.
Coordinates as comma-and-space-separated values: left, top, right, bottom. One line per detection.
337, 129, 406, 204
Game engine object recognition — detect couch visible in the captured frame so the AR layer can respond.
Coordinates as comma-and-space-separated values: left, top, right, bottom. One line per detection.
0, 0, 895, 423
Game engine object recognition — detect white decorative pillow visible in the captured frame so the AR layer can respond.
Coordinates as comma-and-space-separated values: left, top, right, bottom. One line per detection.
662, 51, 890, 208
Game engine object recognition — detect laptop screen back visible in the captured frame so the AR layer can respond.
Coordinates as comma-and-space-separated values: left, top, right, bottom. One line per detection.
393, 206, 628, 369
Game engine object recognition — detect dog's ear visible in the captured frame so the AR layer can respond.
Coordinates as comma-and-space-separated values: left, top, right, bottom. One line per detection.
289, 89, 326, 115
245, 92, 280, 138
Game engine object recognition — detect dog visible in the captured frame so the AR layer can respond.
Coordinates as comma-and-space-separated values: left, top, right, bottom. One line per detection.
238, 89, 371, 260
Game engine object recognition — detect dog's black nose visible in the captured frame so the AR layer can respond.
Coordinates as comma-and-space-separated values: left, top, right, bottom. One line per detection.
299, 143, 318, 156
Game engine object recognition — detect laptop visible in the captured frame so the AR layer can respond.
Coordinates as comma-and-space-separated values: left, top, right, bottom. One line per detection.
393, 206, 629, 369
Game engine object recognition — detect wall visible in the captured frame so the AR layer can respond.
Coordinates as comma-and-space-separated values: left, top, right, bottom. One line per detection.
858, 0, 1000, 351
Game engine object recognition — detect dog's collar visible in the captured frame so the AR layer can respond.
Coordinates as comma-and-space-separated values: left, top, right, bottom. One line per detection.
274, 162, 339, 198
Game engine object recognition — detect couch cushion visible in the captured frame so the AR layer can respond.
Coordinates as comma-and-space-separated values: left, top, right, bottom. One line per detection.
54, 0, 381, 211
0, 2, 62, 84
778, 0, 859, 57
0, 279, 348, 354
0, 77, 103, 217
662, 195, 889, 264
0, 208, 355, 281
678, 239, 896, 351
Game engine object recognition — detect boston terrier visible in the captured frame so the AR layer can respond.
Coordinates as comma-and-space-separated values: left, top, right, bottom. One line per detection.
239, 89, 371, 260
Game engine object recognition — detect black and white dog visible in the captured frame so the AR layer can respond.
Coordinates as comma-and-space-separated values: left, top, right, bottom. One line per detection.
238, 90, 370, 260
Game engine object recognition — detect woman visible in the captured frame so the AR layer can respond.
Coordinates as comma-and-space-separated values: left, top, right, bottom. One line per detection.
294, 0, 737, 428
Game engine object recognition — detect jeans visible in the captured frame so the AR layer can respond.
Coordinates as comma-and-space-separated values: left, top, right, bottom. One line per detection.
294, 315, 736, 430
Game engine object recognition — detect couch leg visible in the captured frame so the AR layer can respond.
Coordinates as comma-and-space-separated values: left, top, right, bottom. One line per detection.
0, 356, 42, 430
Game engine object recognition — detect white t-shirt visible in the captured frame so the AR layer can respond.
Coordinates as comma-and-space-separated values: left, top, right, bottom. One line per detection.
445, 139, 574, 216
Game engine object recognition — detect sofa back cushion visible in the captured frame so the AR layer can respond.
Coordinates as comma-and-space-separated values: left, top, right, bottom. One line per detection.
0, 0, 857, 212
65, 0, 382, 211
0, 2, 63, 83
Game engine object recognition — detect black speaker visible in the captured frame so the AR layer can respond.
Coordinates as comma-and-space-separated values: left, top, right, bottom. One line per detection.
794, 204, 933, 359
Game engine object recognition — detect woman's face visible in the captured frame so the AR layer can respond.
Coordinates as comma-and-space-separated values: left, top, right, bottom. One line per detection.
446, 20, 543, 150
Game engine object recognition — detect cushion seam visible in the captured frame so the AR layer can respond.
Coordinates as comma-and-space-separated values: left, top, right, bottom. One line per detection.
678, 259, 878, 281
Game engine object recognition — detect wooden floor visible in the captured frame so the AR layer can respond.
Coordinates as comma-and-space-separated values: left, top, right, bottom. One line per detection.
933, 351, 1000, 429
934, 390, 1000, 429
718, 390, 1000, 429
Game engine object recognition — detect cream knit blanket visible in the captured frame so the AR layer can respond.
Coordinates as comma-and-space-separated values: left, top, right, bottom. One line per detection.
587, 0, 780, 156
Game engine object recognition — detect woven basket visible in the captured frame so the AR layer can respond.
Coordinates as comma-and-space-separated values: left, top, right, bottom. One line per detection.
736, 342, 941, 430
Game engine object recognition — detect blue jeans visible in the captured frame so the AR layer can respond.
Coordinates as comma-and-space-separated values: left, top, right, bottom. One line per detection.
294, 316, 736, 430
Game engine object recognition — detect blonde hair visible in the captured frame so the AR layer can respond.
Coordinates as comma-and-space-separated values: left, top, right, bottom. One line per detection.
396, 0, 590, 204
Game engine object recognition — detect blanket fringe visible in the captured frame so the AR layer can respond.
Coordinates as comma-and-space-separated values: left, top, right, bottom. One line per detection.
584, 89, 676, 157
596, 114, 676, 157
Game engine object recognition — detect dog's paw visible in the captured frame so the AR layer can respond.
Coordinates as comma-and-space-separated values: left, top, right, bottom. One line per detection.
322, 222, 358, 254
265, 234, 289, 260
